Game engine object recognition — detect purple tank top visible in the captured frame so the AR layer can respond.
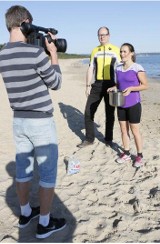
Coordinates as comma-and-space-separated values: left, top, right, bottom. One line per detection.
116, 63, 145, 108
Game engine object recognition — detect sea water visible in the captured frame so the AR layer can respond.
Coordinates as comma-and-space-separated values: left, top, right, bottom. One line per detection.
136, 54, 160, 79
82, 53, 160, 79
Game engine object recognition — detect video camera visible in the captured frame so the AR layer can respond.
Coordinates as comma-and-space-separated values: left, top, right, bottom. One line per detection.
20, 22, 67, 54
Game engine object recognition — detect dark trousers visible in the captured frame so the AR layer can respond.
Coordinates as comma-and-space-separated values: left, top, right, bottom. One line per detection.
84, 80, 115, 142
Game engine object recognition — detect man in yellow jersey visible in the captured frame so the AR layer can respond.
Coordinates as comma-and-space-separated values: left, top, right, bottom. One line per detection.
78, 26, 121, 148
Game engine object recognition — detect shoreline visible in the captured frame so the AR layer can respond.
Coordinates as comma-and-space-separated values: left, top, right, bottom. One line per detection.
77, 57, 160, 81
148, 76, 160, 82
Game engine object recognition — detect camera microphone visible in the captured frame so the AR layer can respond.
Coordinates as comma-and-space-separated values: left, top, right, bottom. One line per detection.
20, 22, 58, 36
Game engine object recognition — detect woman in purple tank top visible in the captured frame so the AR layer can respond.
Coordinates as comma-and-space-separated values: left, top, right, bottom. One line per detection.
108, 43, 148, 168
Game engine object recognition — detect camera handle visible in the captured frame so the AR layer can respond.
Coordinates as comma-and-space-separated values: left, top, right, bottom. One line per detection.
45, 35, 54, 44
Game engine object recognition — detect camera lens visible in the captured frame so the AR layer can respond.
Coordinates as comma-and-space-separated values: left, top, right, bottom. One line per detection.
55, 39, 67, 53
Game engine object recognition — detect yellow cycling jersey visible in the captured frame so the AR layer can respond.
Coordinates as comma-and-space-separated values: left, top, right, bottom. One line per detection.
89, 43, 121, 81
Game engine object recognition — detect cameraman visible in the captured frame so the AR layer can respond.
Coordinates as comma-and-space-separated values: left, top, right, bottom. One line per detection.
0, 5, 66, 239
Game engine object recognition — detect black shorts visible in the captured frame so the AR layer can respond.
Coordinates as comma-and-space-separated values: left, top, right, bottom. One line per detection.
117, 102, 142, 124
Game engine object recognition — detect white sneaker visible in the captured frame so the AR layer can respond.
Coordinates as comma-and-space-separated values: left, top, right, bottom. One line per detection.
134, 156, 143, 168
116, 153, 131, 164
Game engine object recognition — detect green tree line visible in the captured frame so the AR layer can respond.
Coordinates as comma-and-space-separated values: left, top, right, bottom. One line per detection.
0, 44, 5, 50
0, 43, 89, 59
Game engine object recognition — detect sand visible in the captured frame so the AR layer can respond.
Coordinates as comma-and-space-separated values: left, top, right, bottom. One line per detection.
0, 58, 160, 243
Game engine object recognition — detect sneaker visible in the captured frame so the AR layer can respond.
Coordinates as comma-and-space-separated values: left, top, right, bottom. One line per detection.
77, 140, 94, 148
18, 206, 40, 228
36, 217, 66, 239
116, 153, 131, 164
134, 156, 143, 168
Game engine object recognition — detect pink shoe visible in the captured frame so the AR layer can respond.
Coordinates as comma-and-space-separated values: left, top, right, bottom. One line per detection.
134, 156, 143, 168
116, 153, 131, 164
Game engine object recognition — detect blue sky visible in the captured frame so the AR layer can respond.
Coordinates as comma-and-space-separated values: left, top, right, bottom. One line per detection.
0, 1, 160, 54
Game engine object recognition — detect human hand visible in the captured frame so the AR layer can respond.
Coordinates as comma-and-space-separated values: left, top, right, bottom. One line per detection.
45, 32, 58, 64
107, 86, 116, 93
45, 32, 57, 54
122, 87, 131, 96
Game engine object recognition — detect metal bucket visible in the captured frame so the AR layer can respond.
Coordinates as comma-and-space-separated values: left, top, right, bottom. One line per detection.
109, 90, 125, 107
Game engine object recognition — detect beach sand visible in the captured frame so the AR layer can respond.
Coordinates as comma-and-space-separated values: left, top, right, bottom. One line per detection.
0, 59, 160, 243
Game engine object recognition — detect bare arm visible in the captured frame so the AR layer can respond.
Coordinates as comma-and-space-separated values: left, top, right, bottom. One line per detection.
85, 65, 94, 96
